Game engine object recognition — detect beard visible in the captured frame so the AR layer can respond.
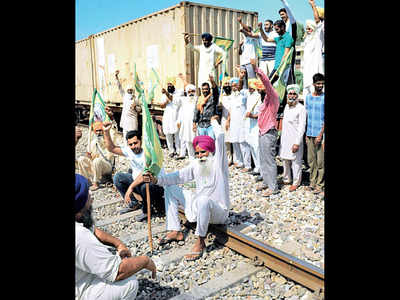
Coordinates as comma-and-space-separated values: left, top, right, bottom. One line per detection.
76, 205, 94, 229
188, 95, 197, 104
195, 155, 214, 178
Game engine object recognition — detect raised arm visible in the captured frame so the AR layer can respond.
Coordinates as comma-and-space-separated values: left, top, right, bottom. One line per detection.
309, 0, 321, 24
280, 0, 296, 24
250, 58, 278, 102
115, 70, 124, 97
103, 121, 124, 156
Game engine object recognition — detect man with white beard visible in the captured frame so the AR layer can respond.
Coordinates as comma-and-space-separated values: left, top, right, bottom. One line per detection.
176, 84, 197, 160
76, 107, 118, 191
143, 115, 230, 261
115, 70, 142, 142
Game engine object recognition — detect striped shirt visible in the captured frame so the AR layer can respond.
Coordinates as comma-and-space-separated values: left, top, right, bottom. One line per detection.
305, 93, 324, 137
260, 31, 278, 61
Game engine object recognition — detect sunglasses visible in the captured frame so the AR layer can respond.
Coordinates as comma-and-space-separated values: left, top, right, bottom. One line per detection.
194, 150, 208, 156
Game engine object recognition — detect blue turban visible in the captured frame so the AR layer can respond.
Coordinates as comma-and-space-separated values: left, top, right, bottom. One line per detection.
230, 77, 239, 84
201, 32, 213, 42
75, 174, 89, 214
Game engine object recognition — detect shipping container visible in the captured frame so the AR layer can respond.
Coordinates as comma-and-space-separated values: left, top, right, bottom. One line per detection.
75, 1, 258, 111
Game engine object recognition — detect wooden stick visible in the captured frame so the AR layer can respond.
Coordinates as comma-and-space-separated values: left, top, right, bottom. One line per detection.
146, 182, 153, 252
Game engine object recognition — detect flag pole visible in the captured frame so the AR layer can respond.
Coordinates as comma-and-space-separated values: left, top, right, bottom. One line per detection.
145, 181, 153, 252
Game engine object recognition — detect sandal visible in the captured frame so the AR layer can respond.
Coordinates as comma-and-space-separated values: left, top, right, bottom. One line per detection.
184, 250, 204, 262
159, 236, 184, 246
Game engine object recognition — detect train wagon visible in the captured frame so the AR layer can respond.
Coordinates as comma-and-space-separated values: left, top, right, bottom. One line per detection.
75, 1, 259, 139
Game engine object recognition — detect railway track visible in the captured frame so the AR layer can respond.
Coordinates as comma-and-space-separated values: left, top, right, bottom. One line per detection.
90, 193, 324, 299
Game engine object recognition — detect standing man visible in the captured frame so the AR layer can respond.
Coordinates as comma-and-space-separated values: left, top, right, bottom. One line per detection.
250, 59, 280, 197
305, 73, 324, 195
184, 32, 226, 93
160, 77, 183, 158
218, 77, 233, 166
257, 20, 279, 77
75, 174, 156, 299
176, 84, 198, 160
244, 78, 263, 176
115, 70, 142, 142
279, 84, 307, 192
144, 116, 230, 262
193, 74, 219, 140
227, 75, 251, 171
237, 16, 258, 90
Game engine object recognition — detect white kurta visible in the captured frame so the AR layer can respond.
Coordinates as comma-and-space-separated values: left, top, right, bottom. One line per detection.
228, 91, 247, 143
279, 103, 307, 160
243, 90, 261, 149
161, 90, 183, 135
117, 82, 140, 132
220, 93, 232, 143
156, 119, 230, 235
178, 96, 197, 142
187, 43, 226, 87
302, 22, 324, 92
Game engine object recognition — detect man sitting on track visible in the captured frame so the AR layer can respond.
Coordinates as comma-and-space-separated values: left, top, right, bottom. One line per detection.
75, 174, 156, 300
143, 115, 230, 261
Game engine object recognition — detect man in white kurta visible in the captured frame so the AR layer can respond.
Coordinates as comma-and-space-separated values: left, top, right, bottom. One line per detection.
184, 32, 226, 89
228, 78, 251, 170
160, 79, 184, 157
145, 116, 229, 261
218, 78, 233, 166
177, 84, 197, 160
243, 80, 263, 175
115, 70, 141, 142
279, 84, 307, 192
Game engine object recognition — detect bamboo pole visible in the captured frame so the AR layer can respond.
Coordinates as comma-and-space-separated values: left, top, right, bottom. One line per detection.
146, 182, 153, 252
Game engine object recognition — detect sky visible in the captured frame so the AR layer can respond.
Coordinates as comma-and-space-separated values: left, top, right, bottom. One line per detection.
76, 0, 324, 41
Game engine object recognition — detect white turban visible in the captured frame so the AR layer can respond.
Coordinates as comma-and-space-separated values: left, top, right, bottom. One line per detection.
287, 84, 300, 95
306, 19, 317, 31
185, 84, 196, 93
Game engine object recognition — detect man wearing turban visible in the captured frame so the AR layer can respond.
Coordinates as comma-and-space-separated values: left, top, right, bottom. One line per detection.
278, 84, 307, 192
144, 115, 230, 262
76, 108, 117, 191
75, 174, 157, 300
176, 83, 198, 160
160, 76, 184, 158
115, 70, 142, 143
184, 32, 227, 92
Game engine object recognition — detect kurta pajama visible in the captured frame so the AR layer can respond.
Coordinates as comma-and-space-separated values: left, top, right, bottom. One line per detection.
279, 103, 307, 186
177, 96, 197, 159
161, 91, 183, 154
156, 119, 230, 237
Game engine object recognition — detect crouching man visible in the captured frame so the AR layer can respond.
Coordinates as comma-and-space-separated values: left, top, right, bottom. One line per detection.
75, 174, 156, 299
143, 115, 230, 261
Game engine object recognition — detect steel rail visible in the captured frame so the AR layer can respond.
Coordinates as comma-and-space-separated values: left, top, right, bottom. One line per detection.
178, 208, 324, 294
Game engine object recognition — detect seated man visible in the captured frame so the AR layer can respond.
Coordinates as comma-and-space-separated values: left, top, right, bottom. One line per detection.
76, 115, 118, 191
102, 122, 165, 219
75, 174, 156, 300
144, 115, 230, 261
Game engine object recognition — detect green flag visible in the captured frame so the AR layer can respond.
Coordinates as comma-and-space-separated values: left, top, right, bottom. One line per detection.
213, 36, 234, 77
147, 68, 161, 104
135, 66, 164, 176
88, 88, 111, 129
273, 47, 294, 103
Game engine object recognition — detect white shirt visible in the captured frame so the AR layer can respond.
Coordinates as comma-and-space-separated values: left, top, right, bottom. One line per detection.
243, 90, 261, 148
121, 146, 146, 180
187, 43, 226, 87
240, 36, 257, 65
228, 90, 247, 143
161, 90, 183, 135
220, 93, 232, 143
75, 222, 121, 299
178, 95, 197, 142
156, 119, 230, 212
117, 81, 140, 131
279, 102, 307, 160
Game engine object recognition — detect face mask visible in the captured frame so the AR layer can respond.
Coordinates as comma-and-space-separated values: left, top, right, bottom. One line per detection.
223, 86, 231, 94
167, 86, 175, 94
